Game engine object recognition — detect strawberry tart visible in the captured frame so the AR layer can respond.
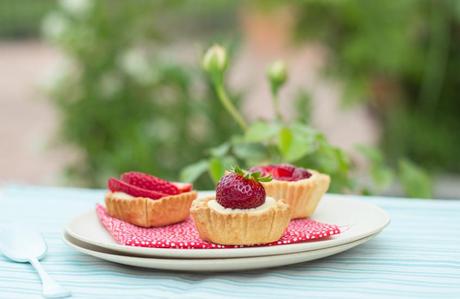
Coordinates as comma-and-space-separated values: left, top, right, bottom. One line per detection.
250, 164, 330, 219
191, 167, 291, 245
105, 172, 197, 227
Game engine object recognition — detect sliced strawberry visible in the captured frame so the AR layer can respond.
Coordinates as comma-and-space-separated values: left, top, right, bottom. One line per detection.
121, 172, 179, 195
172, 182, 193, 193
108, 177, 166, 199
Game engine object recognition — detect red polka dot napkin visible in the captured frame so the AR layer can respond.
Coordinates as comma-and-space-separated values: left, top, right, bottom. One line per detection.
96, 204, 341, 249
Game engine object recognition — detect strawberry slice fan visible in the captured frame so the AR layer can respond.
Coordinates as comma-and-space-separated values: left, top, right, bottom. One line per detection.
96, 205, 341, 249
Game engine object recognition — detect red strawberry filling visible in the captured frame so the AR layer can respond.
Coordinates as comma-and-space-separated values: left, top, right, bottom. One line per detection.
108, 178, 167, 199
291, 167, 312, 180
121, 172, 179, 195
250, 164, 312, 181
272, 164, 295, 178
108, 172, 193, 200
216, 168, 269, 209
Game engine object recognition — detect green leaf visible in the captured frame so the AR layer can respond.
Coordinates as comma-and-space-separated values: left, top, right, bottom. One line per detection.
245, 121, 280, 142
230, 166, 272, 182
356, 144, 383, 164
257, 175, 273, 182
335, 147, 351, 173
356, 144, 393, 190
278, 126, 293, 156
398, 159, 432, 198
209, 142, 230, 157
314, 143, 339, 173
278, 124, 318, 162
180, 160, 209, 182
222, 156, 237, 169
370, 166, 394, 189
233, 142, 268, 164
208, 156, 237, 184
231, 165, 244, 175
208, 157, 225, 184
291, 123, 319, 138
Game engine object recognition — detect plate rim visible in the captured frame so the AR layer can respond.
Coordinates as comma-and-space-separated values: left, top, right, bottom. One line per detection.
64, 228, 383, 259
65, 195, 390, 259
63, 232, 378, 272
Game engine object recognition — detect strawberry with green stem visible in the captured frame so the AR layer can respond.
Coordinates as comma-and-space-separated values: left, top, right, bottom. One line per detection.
216, 166, 272, 209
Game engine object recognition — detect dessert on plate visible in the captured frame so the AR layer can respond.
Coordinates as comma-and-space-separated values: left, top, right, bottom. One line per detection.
105, 171, 197, 227
250, 164, 330, 219
191, 167, 291, 245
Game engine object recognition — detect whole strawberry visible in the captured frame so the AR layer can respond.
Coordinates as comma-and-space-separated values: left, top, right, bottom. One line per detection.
216, 167, 271, 209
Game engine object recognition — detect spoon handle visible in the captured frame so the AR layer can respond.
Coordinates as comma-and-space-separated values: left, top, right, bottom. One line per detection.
29, 257, 71, 298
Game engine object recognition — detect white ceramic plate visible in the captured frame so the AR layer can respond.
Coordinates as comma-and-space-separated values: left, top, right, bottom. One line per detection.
64, 232, 378, 272
65, 193, 390, 259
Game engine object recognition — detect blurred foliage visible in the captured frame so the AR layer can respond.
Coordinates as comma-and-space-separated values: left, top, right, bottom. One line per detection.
291, 0, 460, 174
1, 0, 239, 39
43, 0, 239, 187
182, 121, 355, 193
399, 159, 432, 199
182, 45, 432, 197
41, 0, 434, 197
355, 145, 394, 194
0, 0, 56, 38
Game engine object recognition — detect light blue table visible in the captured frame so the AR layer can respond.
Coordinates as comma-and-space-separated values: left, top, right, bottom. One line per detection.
0, 185, 459, 299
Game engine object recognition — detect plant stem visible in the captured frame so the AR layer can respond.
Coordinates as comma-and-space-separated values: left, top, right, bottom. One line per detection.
272, 92, 284, 121
215, 82, 248, 131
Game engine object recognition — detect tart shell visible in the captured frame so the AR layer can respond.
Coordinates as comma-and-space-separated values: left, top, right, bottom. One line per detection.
261, 170, 330, 219
190, 196, 291, 246
105, 191, 197, 227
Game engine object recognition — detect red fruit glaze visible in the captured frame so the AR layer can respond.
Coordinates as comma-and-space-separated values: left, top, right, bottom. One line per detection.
271, 164, 295, 179
250, 164, 311, 181
108, 177, 167, 199
121, 172, 179, 195
216, 172, 265, 209
291, 167, 312, 180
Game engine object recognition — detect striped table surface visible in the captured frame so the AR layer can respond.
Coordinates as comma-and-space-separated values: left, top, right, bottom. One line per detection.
0, 185, 459, 299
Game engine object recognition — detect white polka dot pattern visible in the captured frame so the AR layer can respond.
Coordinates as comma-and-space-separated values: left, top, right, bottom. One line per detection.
96, 204, 340, 249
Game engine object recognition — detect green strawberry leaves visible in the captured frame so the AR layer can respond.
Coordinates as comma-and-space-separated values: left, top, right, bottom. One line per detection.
231, 166, 272, 183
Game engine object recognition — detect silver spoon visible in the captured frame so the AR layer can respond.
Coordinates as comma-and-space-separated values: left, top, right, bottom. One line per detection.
0, 224, 71, 298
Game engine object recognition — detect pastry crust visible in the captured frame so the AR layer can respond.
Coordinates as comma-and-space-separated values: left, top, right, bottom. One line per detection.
190, 196, 291, 245
261, 170, 330, 219
105, 191, 197, 227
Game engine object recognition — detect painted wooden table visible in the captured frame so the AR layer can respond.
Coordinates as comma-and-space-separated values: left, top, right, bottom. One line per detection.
0, 185, 459, 298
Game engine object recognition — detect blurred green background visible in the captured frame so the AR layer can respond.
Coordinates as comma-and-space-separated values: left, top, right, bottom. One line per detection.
0, 0, 458, 198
